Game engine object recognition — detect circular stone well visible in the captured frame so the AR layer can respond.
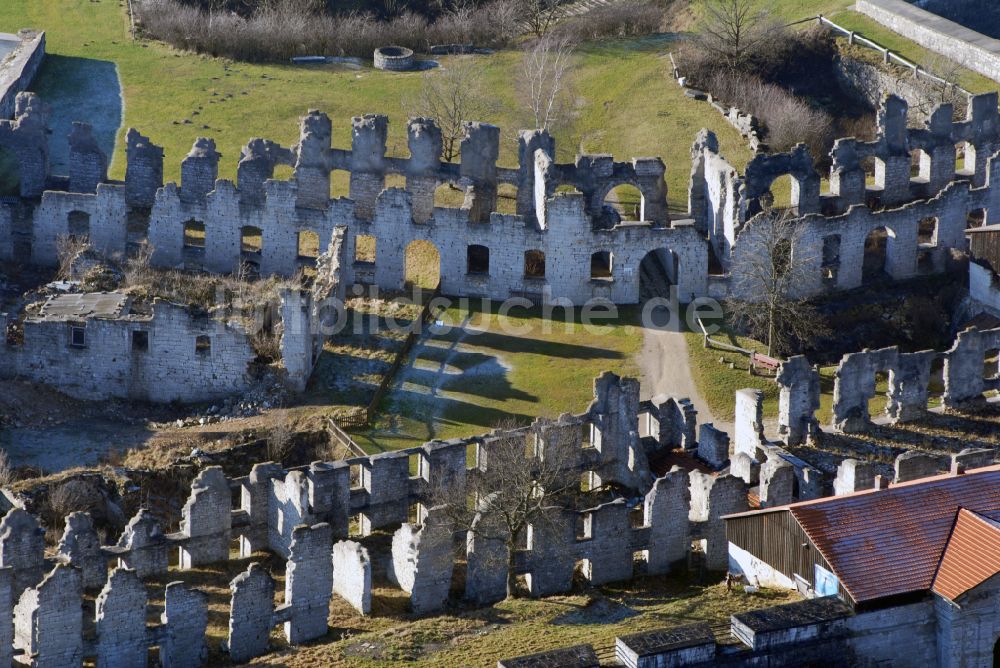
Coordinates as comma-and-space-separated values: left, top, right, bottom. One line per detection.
374, 46, 415, 71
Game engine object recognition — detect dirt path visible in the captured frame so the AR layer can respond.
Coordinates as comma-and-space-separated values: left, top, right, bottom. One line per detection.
637, 318, 732, 437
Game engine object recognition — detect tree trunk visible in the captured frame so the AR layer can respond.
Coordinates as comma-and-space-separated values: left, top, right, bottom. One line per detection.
767, 302, 776, 357
506, 542, 518, 599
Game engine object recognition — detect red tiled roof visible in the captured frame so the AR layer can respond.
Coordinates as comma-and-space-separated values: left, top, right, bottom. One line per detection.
932, 509, 1000, 602
736, 465, 1000, 604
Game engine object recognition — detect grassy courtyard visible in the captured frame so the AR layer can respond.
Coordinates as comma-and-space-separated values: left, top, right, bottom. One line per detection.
355, 301, 644, 452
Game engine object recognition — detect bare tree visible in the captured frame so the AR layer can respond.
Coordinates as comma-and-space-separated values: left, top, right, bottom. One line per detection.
407, 58, 491, 162
0, 449, 14, 488
517, 0, 564, 38
521, 34, 575, 131
694, 0, 780, 71
429, 420, 579, 598
727, 209, 827, 357
55, 235, 92, 280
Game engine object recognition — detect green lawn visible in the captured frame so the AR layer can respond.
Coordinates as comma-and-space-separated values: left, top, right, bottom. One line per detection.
0, 1, 756, 212
354, 302, 644, 452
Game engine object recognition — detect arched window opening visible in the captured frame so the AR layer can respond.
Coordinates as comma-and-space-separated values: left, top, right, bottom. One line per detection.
297, 230, 320, 260
524, 250, 546, 279
241, 226, 263, 254
404, 240, 441, 291
862, 227, 889, 285
0, 146, 19, 197
354, 235, 376, 264
183, 220, 205, 250
590, 251, 613, 280
602, 184, 644, 225
68, 211, 90, 241
467, 244, 490, 275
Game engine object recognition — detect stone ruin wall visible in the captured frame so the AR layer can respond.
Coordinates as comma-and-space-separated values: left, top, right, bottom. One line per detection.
0, 30, 45, 122
0, 373, 755, 665
699, 92, 1000, 300
0, 229, 342, 402
748, 325, 1000, 500
3, 90, 998, 307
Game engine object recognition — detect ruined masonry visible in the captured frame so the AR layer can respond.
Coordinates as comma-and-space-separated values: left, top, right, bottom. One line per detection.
1, 90, 997, 309
0, 373, 754, 665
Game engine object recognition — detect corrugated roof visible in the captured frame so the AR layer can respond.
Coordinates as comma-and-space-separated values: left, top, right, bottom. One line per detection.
932, 509, 1000, 602
36, 292, 128, 320
787, 466, 1000, 604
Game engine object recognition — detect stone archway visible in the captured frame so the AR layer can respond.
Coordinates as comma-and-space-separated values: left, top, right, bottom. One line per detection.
0, 145, 19, 197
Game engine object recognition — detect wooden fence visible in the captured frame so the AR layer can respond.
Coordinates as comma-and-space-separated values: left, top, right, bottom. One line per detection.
696, 318, 783, 376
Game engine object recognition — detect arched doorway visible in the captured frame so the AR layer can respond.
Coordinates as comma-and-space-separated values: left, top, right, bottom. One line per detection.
862, 227, 889, 284
994, 636, 1000, 668
639, 248, 678, 301
602, 184, 643, 226
0, 146, 19, 197
404, 239, 440, 291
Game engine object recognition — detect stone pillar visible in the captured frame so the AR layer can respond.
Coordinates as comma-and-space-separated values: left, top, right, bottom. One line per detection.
407, 117, 443, 224
517, 129, 555, 223
459, 121, 500, 223
644, 468, 690, 574
0, 568, 12, 668
759, 456, 796, 507
464, 498, 509, 606
828, 138, 865, 208
180, 137, 220, 204
874, 95, 910, 207
697, 424, 730, 469
115, 509, 168, 578
14, 564, 83, 667
776, 356, 820, 446
388, 506, 454, 614
56, 512, 106, 589
95, 568, 147, 668
124, 128, 164, 209
634, 157, 669, 226
228, 562, 275, 663
734, 389, 765, 459
160, 581, 208, 668
966, 93, 1000, 187
0, 507, 46, 597
350, 114, 388, 221
294, 110, 332, 210
332, 540, 372, 615
178, 466, 232, 569
1, 93, 50, 198
690, 473, 748, 571
284, 523, 333, 644
833, 459, 875, 496
67, 121, 108, 193
240, 462, 284, 557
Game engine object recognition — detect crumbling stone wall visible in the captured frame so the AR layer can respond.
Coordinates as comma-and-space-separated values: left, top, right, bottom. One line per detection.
6, 90, 994, 307
702, 93, 1000, 300
0, 30, 45, 121
0, 374, 761, 664
775, 326, 1000, 436
1, 298, 256, 403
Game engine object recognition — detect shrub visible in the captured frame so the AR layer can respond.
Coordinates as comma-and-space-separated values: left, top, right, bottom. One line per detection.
135, 0, 516, 62
553, 2, 663, 42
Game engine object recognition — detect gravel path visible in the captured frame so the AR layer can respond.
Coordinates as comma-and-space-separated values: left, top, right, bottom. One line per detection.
636, 305, 732, 437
